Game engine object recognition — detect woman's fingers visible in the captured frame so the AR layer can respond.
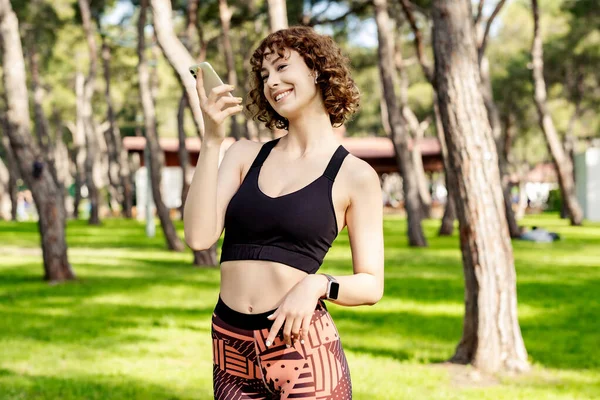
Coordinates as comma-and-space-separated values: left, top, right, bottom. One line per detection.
195, 67, 207, 102
290, 318, 302, 346
206, 84, 235, 104
215, 95, 243, 110
301, 316, 311, 345
266, 313, 284, 347
265, 308, 315, 348
215, 104, 244, 121
282, 317, 295, 346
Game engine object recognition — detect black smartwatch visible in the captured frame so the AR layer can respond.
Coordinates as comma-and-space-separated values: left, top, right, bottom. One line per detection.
322, 274, 339, 300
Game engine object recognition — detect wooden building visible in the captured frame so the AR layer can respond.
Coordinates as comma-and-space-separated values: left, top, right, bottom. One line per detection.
123, 133, 443, 175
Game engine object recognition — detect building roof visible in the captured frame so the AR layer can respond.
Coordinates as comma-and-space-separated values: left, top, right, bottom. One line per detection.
122, 135, 442, 158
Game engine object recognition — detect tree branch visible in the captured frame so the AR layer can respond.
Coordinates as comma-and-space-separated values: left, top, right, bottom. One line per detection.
474, 0, 485, 26
307, 1, 370, 26
398, 0, 434, 84
478, 0, 507, 61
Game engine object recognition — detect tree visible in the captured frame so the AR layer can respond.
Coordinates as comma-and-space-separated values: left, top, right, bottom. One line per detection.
374, 0, 427, 247
138, 0, 185, 252
78, 0, 102, 225
267, 0, 288, 32
149, 0, 205, 139
473, 0, 521, 238
431, 0, 529, 373
531, 0, 583, 226
101, 34, 133, 218
434, 93, 456, 236
0, 0, 75, 281
177, 0, 218, 266
219, 0, 244, 140
394, 0, 456, 233
0, 116, 19, 221
399, 0, 519, 237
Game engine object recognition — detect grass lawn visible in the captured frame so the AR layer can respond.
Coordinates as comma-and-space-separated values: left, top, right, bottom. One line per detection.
0, 213, 599, 399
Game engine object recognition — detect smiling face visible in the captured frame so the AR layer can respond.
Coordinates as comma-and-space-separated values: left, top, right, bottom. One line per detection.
260, 48, 321, 121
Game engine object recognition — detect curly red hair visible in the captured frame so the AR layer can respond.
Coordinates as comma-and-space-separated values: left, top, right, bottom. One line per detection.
246, 26, 360, 130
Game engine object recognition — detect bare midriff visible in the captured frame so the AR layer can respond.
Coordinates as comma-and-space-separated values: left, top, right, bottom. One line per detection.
219, 260, 309, 314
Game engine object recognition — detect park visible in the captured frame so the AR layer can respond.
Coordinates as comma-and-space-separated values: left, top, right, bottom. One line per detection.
1, 0, 599, 399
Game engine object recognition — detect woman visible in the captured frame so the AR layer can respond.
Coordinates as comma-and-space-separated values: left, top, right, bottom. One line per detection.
184, 26, 384, 400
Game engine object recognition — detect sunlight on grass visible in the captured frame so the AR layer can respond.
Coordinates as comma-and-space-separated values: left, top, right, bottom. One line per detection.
1, 214, 599, 399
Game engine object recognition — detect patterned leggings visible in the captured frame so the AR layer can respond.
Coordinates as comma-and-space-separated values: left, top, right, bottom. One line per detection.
211, 296, 352, 399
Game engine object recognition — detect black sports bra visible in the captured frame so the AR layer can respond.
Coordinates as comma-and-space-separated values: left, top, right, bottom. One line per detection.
219, 137, 349, 274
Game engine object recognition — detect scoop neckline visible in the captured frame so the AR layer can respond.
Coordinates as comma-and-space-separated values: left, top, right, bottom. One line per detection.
255, 173, 326, 200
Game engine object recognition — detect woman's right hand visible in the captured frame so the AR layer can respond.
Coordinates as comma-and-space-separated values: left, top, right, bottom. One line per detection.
195, 68, 244, 143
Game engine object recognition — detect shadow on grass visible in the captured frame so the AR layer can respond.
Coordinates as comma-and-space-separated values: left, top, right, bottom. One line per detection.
0, 303, 214, 347
2, 216, 600, 383
0, 368, 207, 400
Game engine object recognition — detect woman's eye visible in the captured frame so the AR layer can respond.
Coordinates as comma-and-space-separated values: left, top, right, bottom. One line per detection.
261, 65, 286, 81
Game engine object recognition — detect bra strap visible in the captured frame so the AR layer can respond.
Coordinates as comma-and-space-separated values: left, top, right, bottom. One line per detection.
251, 137, 281, 168
323, 145, 349, 182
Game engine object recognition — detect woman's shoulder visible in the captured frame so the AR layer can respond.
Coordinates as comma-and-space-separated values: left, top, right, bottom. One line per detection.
224, 138, 264, 163
340, 151, 379, 184
225, 137, 262, 153
337, 151, 381, 197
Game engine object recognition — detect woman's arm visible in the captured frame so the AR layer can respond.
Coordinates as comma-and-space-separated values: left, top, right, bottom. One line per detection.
265, 160, 385, 347
307, 161, 385, 306
183, 138, 253, 250
183, 72, 246, 250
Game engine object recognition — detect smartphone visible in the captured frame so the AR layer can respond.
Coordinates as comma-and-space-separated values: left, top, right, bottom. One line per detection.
189, 62, 233, 100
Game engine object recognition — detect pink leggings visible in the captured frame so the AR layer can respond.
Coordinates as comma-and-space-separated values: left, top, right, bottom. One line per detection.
211, 296, 352, 399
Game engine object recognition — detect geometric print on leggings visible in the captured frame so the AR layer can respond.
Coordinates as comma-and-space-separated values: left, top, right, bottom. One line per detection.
212, 305, 352, 399
212, 319, 269, 399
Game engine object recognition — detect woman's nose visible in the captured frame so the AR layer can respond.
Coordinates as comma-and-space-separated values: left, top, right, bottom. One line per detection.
266, 75, 280, 88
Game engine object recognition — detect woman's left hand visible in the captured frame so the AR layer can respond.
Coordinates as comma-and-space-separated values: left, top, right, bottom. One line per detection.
265, 274, 327, 348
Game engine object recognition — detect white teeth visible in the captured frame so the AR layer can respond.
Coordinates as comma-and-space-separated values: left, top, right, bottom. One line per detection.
275, 90, 292, 102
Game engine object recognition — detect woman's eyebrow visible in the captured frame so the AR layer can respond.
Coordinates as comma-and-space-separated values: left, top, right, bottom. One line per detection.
260, 56, 283, 72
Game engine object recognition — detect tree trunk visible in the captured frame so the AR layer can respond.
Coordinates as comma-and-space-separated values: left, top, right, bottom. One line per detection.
177, 94, 192, 220
560, 66, 583, 220
479, 56, 520, 237
101, 36, 130, 217
0, 0, 75, 281
396, 44, 432, 218
432, 0, 529, 373
51, 111, 75, 217
374, 0, 427, 247
194, 242, 218, 266
218, 0, 243, 140
180, 0, 218, 265
403, 107, 432, 218
178, 1, 197, 219
439, 173, 456, 236
472, 1, 518, 236
531, 0, 583, 226
0, 152, 10, 220
267, 0, 288, 32
138, 0, 184, 252
72, 74, 85, 220
1, 120, 19, 221
434, 94, 455, 236
516, 164, 529, 220
78, 0, 101, 225
28, 44, 51, 154
149, 0, 206, 139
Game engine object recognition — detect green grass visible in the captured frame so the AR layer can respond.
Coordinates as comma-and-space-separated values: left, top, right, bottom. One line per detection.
0, 214, 599, 399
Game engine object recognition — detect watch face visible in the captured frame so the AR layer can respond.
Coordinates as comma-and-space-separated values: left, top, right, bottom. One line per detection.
329, 282, 340, 300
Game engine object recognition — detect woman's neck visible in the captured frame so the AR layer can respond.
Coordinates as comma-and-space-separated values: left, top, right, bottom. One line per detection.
283, 112, 336, 157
